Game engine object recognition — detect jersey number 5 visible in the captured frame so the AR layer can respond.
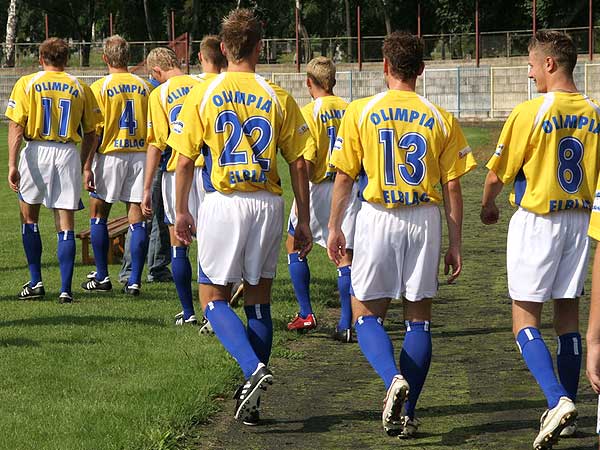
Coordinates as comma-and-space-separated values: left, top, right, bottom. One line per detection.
557, 136, 583, 194
216, 110, 272, 171
379, 129, 427, 186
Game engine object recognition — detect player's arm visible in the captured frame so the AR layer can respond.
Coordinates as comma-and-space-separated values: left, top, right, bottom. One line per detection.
587, 244, 600, 393
442, 179, 463, 283
7, 120, 24, 192
289, 156, 312, 259
141, 145, 162, 218
174, 154, 195, 245
481, 170, 504, 225
80, 130, 98, 192
327, 170, 354, 265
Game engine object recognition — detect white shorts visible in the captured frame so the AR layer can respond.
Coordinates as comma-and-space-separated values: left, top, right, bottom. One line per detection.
196, 190, 284, 285
92, 152, 145, 204
18, 140, 81, 210
507, 207, 590, 302
162, 168, 204, 226
288, 181, 360, 249
351, 203, 441, 302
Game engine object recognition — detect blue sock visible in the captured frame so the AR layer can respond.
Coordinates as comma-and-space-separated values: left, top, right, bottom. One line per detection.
517, 327, 568, 409
400, 321, 432, 419
90, 218, 109, 280
337, 265, 352, 330
22, 223, 42, 284
172, 246, 195, 319
355, 315, 400, 390
127, 222, 148, 286
557, 332, 582, 402
288, 252, 312, 318
205, 300, 261, 379
57, 230, 75, 295
245, 304, 273, 365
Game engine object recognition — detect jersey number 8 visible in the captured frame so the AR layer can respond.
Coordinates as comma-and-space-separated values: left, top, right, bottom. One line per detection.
557, 136, 583, 194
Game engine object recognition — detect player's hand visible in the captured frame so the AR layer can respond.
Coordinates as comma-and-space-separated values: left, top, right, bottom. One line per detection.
141, 192, 152, 219
174, 211, 196, 246
83, 169, 95, 192
444, 245, 462, 284
8, 167, 20, 193
327, 228, 347, 266
293, 221, 313, 259
480, 203, 499, 225
587, 337, 600, 393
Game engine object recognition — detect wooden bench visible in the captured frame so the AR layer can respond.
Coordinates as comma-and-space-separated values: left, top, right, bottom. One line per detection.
76, 216, 130, 265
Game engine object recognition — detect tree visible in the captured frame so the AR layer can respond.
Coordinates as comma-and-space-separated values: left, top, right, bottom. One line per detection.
4, 0, 17, 66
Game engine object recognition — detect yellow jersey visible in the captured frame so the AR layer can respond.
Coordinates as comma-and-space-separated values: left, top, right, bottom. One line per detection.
301, 95, 348, 183
487, 92, 600, 215
90, 72, 154, 153
331, 90, 476, 208
5, 71, 99, 143
167, 72, 309, 195
147, 74, 201, 172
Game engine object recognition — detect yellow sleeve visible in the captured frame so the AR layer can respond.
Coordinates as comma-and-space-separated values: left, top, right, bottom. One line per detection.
330, 103, 362, 179
300, 105, 318, 163
147, 91, 169, 151
439, 114, 477, 184
5, 77, 29, 127
90, 80, 105, 136
486, 105, 530, 184
81, 83, 100, 134
166, 94, 203, 162
277, 94, 310, 163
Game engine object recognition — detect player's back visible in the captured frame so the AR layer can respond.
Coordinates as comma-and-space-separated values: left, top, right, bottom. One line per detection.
6, 71, 94, 144
171, 71, 307, 195
336, 89, 474, 207
91, 72, 153, 153
489, 92, 600, 214
302, 95, 348, 183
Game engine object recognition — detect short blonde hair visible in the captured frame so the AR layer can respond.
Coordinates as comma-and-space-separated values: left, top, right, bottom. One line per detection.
103, 35, 129, 69
200, 35, 227, 69
306, 56, 336, 92
147, 47, 181, 71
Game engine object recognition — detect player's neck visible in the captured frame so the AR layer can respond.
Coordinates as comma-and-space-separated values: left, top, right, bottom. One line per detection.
108, 66, 128, 74
42, 64, 64, 72
547, 77, 578, 94
226, 59, 256, 73
165, 68, 184, 79
387, 77, 417, 93
311, 87, 333, 99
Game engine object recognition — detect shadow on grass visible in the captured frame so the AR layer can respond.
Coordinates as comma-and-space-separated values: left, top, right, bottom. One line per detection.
0, 337, 39, 347
0, 315, 163, 327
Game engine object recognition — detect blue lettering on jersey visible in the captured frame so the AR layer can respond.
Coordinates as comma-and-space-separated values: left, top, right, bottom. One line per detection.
542, 115, 600, 134
167, 86, 192, 104
369, 108, 434, 130
34, 82, 80, 97
549, 198, 592, 212
228, 169, 268, 185
113, 138, 145, 148
320, 109, 345, 123
212, 90, 272, 113
382, 190, 430, 205
107, 84, 148, 97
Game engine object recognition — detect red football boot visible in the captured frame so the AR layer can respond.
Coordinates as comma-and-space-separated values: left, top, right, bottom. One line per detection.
287, 313, 317, 331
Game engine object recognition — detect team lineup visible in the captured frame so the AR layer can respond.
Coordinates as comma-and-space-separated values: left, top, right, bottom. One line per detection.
7, 7, 600, 450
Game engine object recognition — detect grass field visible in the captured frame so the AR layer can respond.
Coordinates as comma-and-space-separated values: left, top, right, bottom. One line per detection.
0, 122, 597, 450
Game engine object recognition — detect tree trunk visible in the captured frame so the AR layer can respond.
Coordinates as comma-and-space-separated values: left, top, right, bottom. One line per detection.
381, 0, 392, 34
143, 0, 155, 41
4, 0, 17, 67
344, 0, 352, 60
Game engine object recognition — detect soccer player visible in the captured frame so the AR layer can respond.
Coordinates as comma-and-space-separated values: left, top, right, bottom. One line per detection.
168, 9, 312, 425
81, 35, 154, 296
328, 31, 475, 437
141, 41, 224, 328
286, 56, 360, 342
6, 37, 99, 303
481, 31, 600, 449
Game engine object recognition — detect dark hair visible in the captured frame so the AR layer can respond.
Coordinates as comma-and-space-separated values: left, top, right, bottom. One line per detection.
382, 31, 424, 81
200, 35, 227, 69
528, 30, 577, 74
220, 8, 263, 63
39, 38, 69, 68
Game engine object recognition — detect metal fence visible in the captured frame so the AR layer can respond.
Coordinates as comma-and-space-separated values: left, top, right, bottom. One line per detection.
3, 64, 600, 119
5, 25, 600, 68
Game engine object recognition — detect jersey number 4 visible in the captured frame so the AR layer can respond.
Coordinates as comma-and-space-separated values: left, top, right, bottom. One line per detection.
41, 97, 71, 138
216, 110, 272, 171
119, 100, 138, 136
557, 136, 583, 194
379, 129, 427, 186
